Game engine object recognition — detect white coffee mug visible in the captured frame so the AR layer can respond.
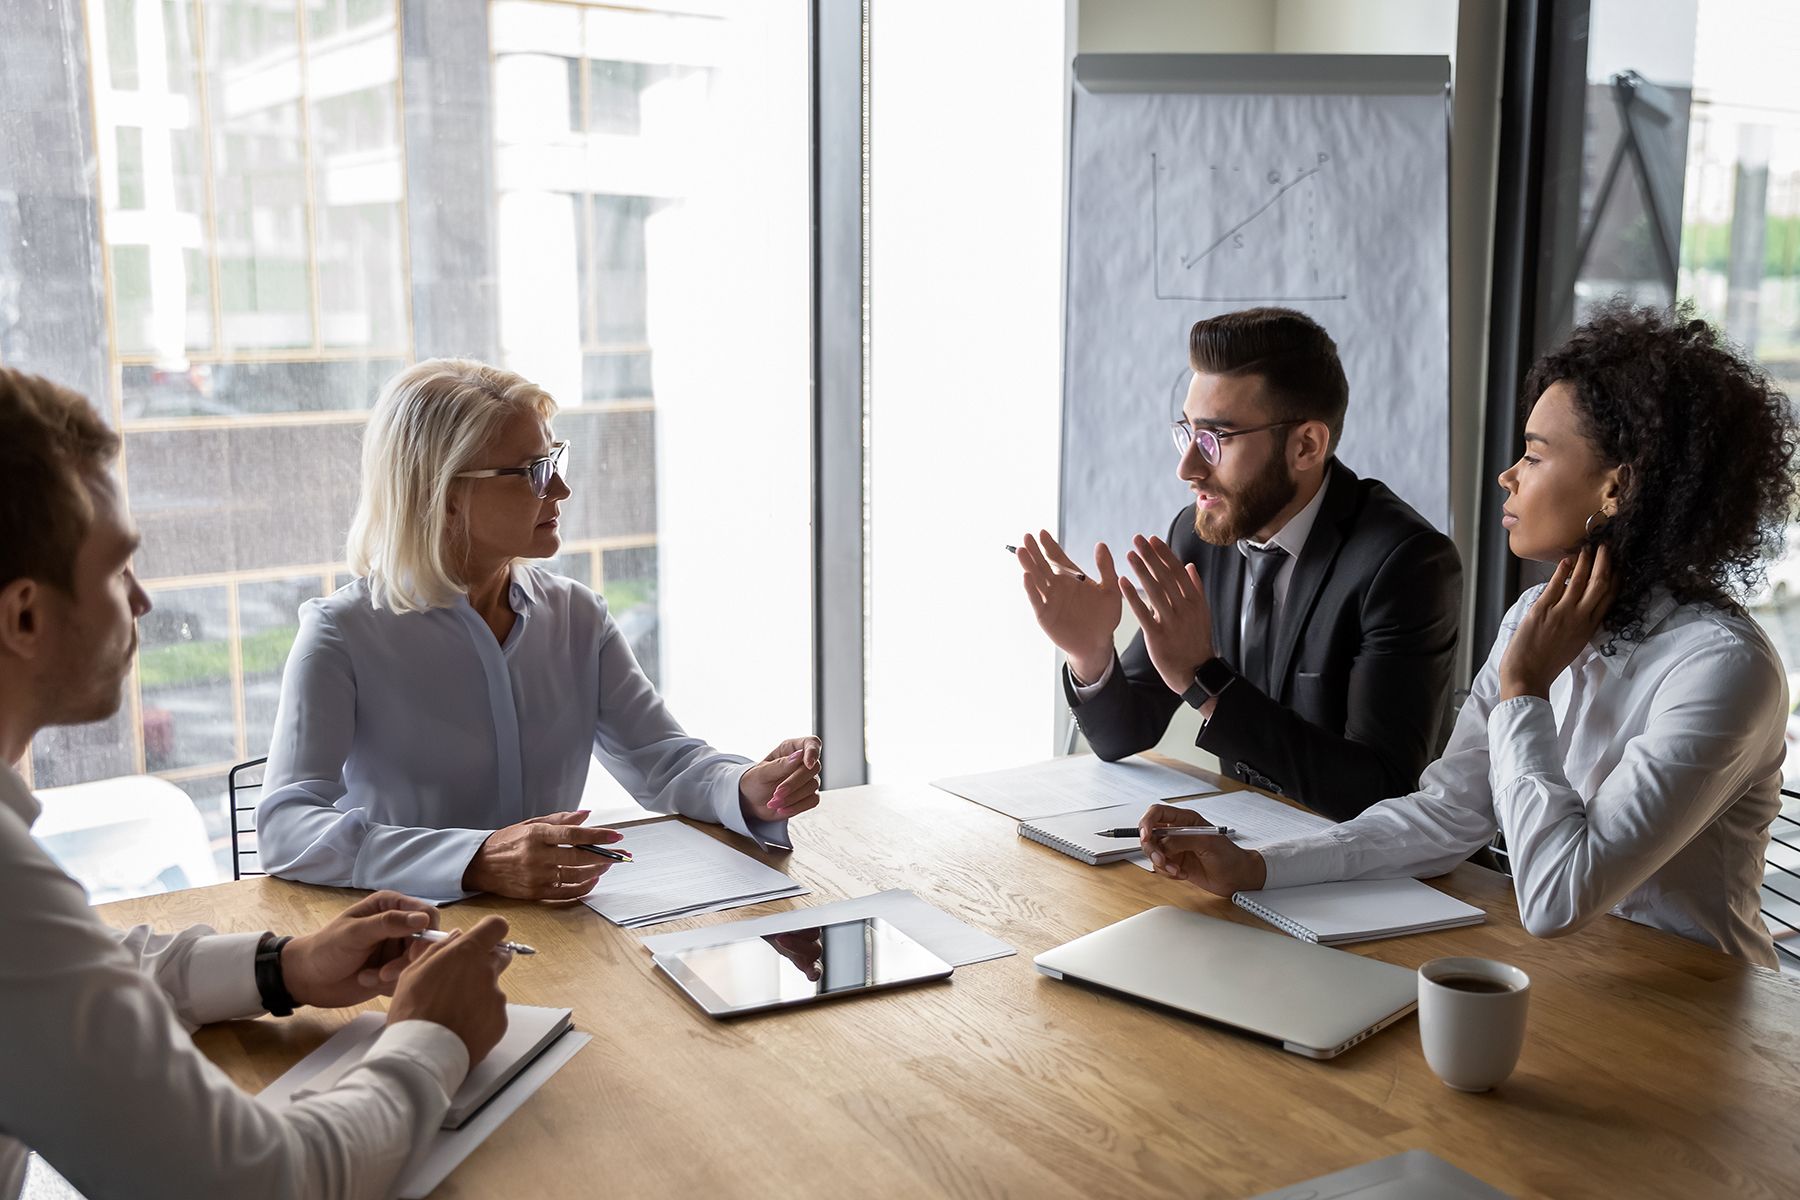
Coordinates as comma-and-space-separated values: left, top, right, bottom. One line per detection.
1417, 956, 1531, 1092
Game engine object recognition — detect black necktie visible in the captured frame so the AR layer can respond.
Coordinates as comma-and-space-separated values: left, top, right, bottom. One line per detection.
1240, 543, 1289, 694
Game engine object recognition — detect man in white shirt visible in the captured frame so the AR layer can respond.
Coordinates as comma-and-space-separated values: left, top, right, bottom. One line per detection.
0, 366, 515, 1198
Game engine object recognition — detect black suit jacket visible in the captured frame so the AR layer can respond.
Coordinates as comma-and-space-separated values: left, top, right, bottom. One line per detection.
1068, 459, 1462, 820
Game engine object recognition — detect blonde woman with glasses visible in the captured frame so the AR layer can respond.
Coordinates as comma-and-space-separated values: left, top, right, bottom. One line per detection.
258, 359, 822, 902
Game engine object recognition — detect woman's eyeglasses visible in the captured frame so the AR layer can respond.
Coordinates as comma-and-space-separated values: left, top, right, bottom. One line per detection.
1169, 419, 1300, 466
456, 440, 569, 499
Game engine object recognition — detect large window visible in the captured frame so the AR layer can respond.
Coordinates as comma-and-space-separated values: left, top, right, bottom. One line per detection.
5, 0, 810, 893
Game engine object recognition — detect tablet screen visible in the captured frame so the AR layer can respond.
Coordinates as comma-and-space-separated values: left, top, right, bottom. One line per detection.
655, 916, 952, 1016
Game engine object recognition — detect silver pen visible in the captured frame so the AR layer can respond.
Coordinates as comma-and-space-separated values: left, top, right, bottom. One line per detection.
1095, 825, 1233, 838
411, 928, 537, 956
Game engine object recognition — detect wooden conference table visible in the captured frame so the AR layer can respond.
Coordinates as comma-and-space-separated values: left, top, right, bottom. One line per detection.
101, 761, 1800, 1199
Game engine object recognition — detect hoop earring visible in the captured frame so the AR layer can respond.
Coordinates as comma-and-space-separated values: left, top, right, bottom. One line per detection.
1585, 509, 1610, 537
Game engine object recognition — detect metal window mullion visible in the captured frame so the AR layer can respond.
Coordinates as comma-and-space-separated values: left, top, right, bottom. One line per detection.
226, 578, 248, 760
295, 3, 325, 352
811, 0, 867, 787
191, 0, 226, 354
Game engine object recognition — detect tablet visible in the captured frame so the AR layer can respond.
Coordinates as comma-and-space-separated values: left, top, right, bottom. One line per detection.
652, 916, 953, 1017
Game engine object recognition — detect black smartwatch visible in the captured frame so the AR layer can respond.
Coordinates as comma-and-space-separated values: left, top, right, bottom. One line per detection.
1182, 656, 1237, 709
255, 932, 298, 1017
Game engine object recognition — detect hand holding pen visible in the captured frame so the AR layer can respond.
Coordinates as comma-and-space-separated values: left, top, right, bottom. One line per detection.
460, 811, 630, 902
1137, 802, 1268, 895
1006, 542, 1086, 582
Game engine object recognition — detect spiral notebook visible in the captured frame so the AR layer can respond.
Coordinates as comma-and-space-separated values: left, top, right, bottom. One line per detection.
1232, 878, 1486, 945
1018, 797, 1220, 864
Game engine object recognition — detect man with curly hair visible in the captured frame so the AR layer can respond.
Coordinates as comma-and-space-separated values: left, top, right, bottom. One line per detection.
1138, 304, 1798, 966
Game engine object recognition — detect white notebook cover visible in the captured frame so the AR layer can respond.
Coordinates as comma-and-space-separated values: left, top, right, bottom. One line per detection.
1233, 878, 1485, 945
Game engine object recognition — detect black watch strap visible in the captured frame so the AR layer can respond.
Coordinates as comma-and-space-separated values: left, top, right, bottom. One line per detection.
1182, 656, 1237, 708
255, 932, 298, 1017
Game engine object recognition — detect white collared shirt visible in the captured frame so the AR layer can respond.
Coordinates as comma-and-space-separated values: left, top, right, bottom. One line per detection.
0, 762, 470, 1199
1072, 470, 1331, 697
1232, 468, 1329, 650
258, 565, 784, 901
1258, 586, 1788, 966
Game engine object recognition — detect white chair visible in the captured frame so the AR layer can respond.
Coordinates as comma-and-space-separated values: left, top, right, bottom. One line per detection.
32, 775, 221, 904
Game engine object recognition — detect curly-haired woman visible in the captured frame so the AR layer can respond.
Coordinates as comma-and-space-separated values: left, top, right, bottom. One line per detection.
1138, 304, 1800, 965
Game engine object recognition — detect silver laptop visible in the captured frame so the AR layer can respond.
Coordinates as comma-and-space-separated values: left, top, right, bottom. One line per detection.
1035, 906, 1417, 1059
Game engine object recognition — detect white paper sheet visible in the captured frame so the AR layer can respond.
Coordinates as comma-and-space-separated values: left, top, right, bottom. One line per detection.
1062, 87, 1450, 571
1126, 787, 1335, 870
256, 1012, 590, 1200
932, 754, 1219, 821
579, 819, 808, 928
640, 888, 1016, 967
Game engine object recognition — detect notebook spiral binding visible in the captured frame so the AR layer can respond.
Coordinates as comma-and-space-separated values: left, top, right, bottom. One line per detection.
1233, 894, 1321, 942
1019, 824, 1103, 864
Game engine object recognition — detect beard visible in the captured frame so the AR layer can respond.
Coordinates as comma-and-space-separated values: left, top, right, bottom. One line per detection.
1192, 448, 1298, 545
45, 629, 136, 728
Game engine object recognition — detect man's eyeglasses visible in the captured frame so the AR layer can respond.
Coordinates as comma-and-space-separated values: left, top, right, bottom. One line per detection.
456, 440, 569, 499
1170, 419, 1300, 466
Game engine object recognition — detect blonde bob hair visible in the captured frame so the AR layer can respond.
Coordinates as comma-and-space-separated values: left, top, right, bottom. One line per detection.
348, 358, 557, 612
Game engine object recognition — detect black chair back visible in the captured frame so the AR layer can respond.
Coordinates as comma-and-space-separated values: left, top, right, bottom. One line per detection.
228, 757, 269, 882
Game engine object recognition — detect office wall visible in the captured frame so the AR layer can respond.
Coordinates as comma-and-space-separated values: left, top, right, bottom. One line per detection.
1076, 0, 1275, 52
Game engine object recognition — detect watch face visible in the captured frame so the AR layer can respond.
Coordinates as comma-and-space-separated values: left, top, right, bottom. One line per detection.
1195, 658, 1235, 696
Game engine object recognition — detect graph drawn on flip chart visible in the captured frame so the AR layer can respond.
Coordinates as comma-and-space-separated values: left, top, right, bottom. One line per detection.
1150, 151, 1349, 302
1061, 57, 1452, 566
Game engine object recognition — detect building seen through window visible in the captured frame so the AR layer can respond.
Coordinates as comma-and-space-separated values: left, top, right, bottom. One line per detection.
4, 0, 811, 895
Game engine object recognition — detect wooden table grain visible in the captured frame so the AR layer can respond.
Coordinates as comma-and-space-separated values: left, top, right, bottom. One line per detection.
98, 768, 1800, 1199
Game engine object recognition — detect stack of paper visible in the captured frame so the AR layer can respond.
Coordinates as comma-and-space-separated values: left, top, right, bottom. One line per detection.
641, 888, 1016, 967
580, 819, 809, 928
932, 753, 1219, 821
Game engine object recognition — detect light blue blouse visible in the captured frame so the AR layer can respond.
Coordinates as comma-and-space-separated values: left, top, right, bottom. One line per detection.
258, 565, 783, 900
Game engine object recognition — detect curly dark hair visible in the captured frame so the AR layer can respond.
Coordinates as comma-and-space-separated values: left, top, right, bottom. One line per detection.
1522, 301, 1800, 646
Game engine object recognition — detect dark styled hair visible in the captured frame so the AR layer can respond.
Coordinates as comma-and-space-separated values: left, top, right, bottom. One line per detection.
0, 367, 120, 594
1523, 302, 1800, 643
1189, 307, 1350, 451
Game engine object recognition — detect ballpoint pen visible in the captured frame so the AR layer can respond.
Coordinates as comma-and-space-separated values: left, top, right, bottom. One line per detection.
1094, 825, 1232, 838
1005, 544, 1087, 581
412, 928, 538, 956
575, 843, 633, 862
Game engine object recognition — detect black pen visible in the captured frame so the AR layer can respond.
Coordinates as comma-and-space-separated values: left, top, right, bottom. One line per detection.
575, 843, 633, 862
1005, 544, 1087, 581
1095, 825, 1232, 838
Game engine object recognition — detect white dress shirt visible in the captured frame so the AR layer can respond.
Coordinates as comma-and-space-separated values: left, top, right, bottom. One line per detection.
259, 565, 785, 901
0, 762, 469, 1200
1073, 470, 1332, 697
1258, 586, 1788, 966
